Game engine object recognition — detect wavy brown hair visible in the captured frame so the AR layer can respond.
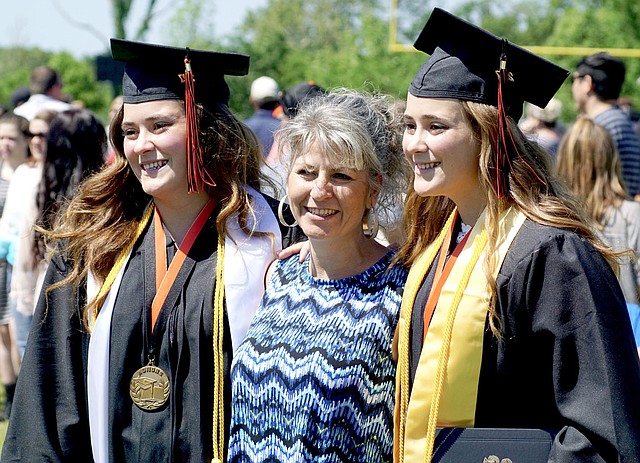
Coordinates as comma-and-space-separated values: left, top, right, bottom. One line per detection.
556, 117, 628, 229
397, 100, 616, 336
43, 100, 264, 327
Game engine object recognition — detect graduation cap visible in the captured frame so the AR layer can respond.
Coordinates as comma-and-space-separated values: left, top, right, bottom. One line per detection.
110, 38, 250, 106
409, 8, 569, 121
110, 38, 251, 193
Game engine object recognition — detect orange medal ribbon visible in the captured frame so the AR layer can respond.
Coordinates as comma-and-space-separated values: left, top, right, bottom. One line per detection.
422, 214, 472, 341
151, 198, 216, 331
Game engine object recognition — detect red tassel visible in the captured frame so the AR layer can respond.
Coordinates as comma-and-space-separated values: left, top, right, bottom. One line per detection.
182, 52, 215, 194
494, 45, 544, 198
495, 56, 510, 199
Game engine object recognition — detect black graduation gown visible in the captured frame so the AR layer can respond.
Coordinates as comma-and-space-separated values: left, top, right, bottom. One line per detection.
1, 211, 229, 462
1, 196, 302, 462
1, 250, 92, 462
409, 219, 640, 462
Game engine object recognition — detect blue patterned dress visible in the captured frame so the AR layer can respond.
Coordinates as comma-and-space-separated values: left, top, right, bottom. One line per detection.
229, 251, 407, 463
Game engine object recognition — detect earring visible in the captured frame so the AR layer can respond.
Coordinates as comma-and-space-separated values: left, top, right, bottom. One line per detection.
362, 209, 379, 239
278, 194, 298, 228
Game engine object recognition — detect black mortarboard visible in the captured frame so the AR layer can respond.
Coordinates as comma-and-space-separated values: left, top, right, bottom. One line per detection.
111, 38, 251, 193
409, 8, 569, 120
110, 38, 250, 106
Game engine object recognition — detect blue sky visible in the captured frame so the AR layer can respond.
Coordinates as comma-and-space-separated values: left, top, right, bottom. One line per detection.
1, 0, 267, 58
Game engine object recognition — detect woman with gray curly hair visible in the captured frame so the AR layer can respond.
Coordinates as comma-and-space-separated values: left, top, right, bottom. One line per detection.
228, 89, 410, 462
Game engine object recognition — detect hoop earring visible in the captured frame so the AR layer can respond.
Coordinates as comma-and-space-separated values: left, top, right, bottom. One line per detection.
278, 194, 298, 228
362, 209, 379, 239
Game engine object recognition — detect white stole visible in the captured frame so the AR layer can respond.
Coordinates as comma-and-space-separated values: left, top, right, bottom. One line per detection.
87, 185, 282, 463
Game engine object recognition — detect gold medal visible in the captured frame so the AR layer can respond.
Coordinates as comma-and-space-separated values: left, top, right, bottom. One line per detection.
129, 360, 170, 411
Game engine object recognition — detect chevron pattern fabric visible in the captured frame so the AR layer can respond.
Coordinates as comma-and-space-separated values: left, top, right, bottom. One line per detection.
229, 252, 407, 462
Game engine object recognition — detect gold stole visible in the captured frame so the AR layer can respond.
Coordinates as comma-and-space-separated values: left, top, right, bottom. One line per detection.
393, 207, 526, 463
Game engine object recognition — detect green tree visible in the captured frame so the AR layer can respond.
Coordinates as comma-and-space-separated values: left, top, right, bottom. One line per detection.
217, 0, 425, 118
0, 48, 51, 110
399, 0, 640, 122
49, 53, 113, 120
0, 48, 113, 123
157, 0, 640, 121
546, 3, 640, 121
163, 0, 217, 47
112, 0, 161, 40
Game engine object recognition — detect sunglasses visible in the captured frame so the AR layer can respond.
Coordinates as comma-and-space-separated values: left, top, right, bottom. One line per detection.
28, 132, 47, 139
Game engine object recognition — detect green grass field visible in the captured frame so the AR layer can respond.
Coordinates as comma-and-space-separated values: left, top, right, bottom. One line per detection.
0, 385, 8, 450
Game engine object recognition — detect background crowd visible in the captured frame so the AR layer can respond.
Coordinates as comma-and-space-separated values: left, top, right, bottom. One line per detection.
0, 4, 638, 462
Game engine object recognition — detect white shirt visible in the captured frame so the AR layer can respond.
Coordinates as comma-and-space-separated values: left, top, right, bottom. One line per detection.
14, 94, 72, 120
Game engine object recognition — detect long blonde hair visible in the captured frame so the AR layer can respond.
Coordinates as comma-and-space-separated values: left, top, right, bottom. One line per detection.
556, 117, 628, 228
397, 100, 616, 336
43, 100, 264, 327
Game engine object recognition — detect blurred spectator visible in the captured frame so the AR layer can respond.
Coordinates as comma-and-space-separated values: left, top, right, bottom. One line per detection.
9, 87, 30, 111
556, 116, 640, 354
33, 108, 107, 259
108, 95, 124, 123
572, 52, 640, 199
2, 110, 57, 360
519, 98, 565, 157
557, 117, 640, 302
14, 66, 72, 121
618, 96, 640, 140
280, 81, 326, 119
0, 112, 30, 421
244, 76, 281, 156
10, 109, 106, 364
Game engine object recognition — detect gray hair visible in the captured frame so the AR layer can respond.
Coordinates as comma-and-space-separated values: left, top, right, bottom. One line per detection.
278, 88, 409, 230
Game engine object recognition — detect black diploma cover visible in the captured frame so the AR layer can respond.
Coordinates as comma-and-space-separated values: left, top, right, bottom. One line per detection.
432, 428, 555, 462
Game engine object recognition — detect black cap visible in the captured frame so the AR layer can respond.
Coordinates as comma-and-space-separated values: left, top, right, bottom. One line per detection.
575, 52, 625, 100
281, 81, 326, 117
110, 38, 250, 106
409, 8, 569, 120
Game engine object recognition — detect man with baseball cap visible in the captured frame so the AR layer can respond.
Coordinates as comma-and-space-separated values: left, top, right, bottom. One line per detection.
244, 75, 281, 157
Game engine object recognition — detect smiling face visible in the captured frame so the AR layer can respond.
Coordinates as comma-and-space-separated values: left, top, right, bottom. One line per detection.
403, 94, 484, 217
287, 145, 377, 244
122, 100, 189, 203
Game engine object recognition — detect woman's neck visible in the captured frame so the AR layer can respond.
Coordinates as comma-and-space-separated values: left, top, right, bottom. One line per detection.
154, 192, 211, 245
453, 184, 487, 226
308, 236, 388, 280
